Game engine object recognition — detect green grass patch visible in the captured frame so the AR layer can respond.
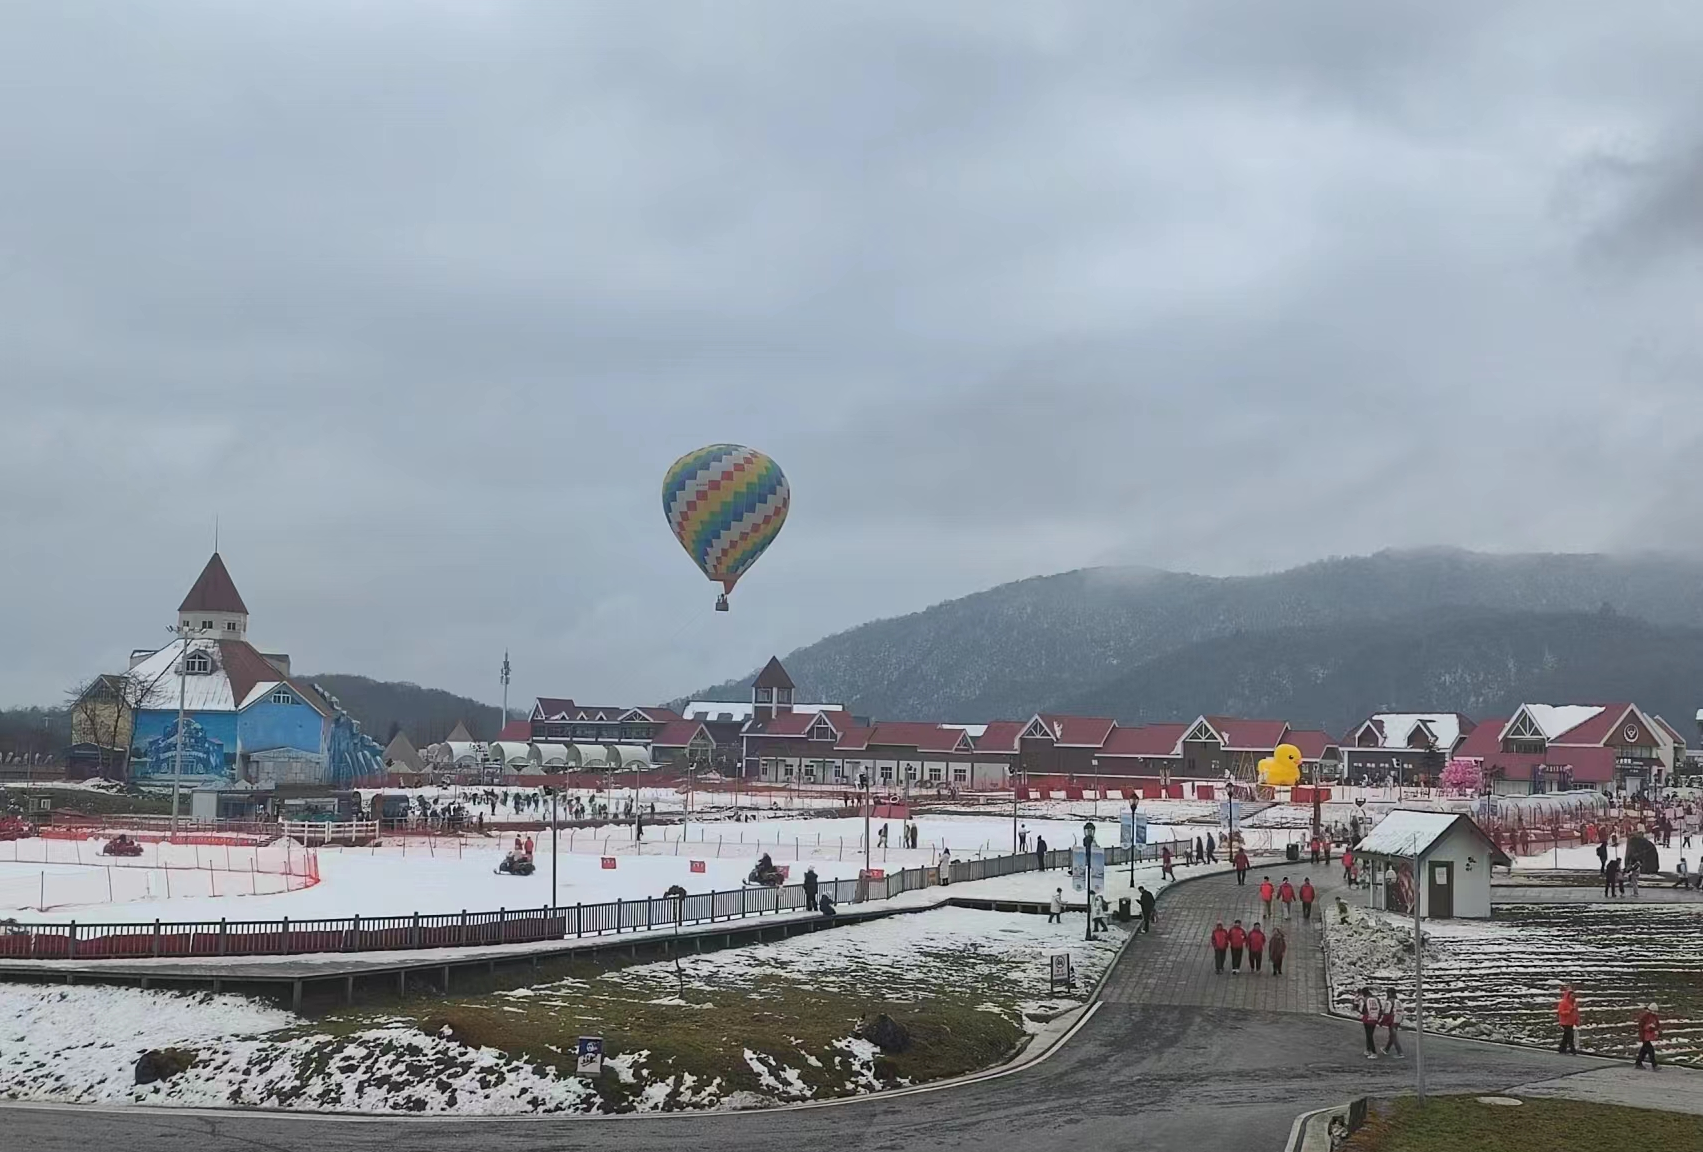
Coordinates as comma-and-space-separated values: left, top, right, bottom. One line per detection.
1342, 1095, 1703, 1152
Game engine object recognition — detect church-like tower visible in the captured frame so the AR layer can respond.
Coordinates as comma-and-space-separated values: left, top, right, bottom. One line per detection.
177, 552, 249, 639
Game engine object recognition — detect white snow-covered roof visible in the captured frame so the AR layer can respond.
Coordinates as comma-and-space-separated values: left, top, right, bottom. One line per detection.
1365, 713, 1463, 751
130, 639, 237, 711
679, 701, 844, 723
1515, 705, 1605, 740
941, 723, 989, 738
238, 681, 285, 709
533, 743, 570, 765
1356, 809, 1495, 859
490, 741, 532, 765
445, 741, 486, 764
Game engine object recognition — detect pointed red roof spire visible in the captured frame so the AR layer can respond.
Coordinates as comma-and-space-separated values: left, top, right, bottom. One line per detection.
753, 656, 795, 690
179, 553, 249, 615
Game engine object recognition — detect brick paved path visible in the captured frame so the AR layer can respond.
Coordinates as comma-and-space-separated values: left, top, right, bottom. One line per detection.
1101, 859, 1351, 1012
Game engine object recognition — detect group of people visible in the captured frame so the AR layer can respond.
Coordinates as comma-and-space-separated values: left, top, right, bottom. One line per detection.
1353, 987, 1407, 1057
1208, 875, 1316, 977
875, 822, 923, 849
1555, 986, 1665, 1069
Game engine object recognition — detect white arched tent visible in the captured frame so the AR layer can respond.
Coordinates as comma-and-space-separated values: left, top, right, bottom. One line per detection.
490, 741, 533, 767
444, 741, 486, 766
570, 743, 612, 769
532, 743, 571, 767
613, 745, 651, 769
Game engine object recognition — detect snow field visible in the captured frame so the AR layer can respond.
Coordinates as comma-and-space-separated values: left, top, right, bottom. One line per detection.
0, 837, 315, 912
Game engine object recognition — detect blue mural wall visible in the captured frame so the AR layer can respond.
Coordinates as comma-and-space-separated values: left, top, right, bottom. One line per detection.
240, 697, 327, 760
134, 715, 231, 783
326, 711, 385, 786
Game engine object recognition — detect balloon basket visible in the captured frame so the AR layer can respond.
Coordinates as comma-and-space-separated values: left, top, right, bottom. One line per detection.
715, 594, 729, 612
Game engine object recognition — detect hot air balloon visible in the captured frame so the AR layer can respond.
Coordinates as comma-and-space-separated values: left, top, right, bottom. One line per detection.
662, 444, 790, 611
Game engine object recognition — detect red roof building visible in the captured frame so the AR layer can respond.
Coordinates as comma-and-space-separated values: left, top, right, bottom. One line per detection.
1452, 702, 1676, 792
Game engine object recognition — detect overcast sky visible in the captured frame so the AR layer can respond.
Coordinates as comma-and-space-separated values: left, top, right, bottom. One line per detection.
5, 2, 1703, 711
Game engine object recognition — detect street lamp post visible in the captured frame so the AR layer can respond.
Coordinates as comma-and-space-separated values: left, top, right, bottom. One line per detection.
168, 624, 202, 838
550, 787, 559, 910
1091, 758, 1100, 816
860, 772, 871, 877
1128, 797, 1140, 887
1082, 821, 1097, 941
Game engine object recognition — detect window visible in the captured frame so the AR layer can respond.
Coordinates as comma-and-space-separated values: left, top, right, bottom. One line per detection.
271, 690, 294, 705
833, 766, 846, 781
225, 621, 239, 631
755, 687, 773, 703
185, 652, 212, 675
783, 765, 794, 779
905, 765, 917, 780
880, 765, 894, 783
927, 766, 942, 782
201, 620, 213, 630
803, 765, 816, 780
952, 766, 968, 783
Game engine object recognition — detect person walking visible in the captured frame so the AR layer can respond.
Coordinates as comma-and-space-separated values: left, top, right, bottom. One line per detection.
1279, 877, 1295, 920
1268, 926, 1287, 976
1357, 987, 1382, 1058
1248, 922, 1266, 972
1605, 855, 1621, 898
1300, 877, 1316, 923
1205, 833, 1218, 864
1233, 847, 1250, 885
1211, 921, 1228, 973
1018, 826, 1028, 853
1342, 847, 1356, 885
1194, 836, 1205, 865
1674, 858, 1689, 889
1627, 860, 1641, 898
1047, 888, 1063, 924
1161, 844, 1175, 881
1557, 986, 1580, 1054
802, 866, 819, 911
1259, 876, 1275, 918
1138, 885, 1157, 933
1309, 834, 1321, 864
1228, 919, 1246, 973
1381, 987, 1405, 1056
1635, 1004, 1661, 1070
1093, 892, 1109, 933
1035, 835, 1048, 872
1597, 838, 1609, 874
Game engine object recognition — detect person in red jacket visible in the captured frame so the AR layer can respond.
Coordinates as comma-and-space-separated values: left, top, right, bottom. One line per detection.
1228, 919, 1247, 973
1556, 986, 1580, 1054
1342, 847, 1356, 885
1259, 877, 1275, 918
1636, 1004, 1661, 1070
1234, 847, 1251, 885
1160, 844, 1175, 880
1300, 878, 1316, 922
1247, 922, 1266, 972
1211, 922, 1229, 974
1278, 877, 1296, 920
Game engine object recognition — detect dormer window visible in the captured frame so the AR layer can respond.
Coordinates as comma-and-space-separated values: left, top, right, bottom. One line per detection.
271, 689, 294, 705
755, 687, 774, 703
185, 652, 212, 676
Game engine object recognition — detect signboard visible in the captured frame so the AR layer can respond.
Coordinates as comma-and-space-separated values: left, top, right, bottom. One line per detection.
575, 1036, 604, 1076
600, 856, 617, 870
1218, 800, 1241, 827
861, 868, 885, 880
1049, 952, 1072, 993
689, 859, 706, 873
1070, 846, 1106, 892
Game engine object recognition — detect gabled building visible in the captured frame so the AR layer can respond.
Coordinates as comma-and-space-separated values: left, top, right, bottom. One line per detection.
90, 553, 386, 789
1452, 702, 1674, 794
526, 698, 680, 746
1342, 712, 1475, 784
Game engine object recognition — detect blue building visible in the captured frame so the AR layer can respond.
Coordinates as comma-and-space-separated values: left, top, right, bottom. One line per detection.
117, 553, 384, 788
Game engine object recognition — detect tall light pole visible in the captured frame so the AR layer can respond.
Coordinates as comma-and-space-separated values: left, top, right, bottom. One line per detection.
550, 787, 559, 910
499, 651, 511, 733
1128, 796, 1140, 887
1083, 821, 1097, 941
168, 625, 202, 837
1092, 757, 1100, 816
1011, 759, 1020, 855
860, 771, 871, 876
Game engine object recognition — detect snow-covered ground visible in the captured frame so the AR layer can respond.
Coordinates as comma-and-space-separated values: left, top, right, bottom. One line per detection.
0, 805, 1246, 921
1512, 842, 1701, 873
0, 903, 1130, 1114
1325, 901, 1703, 1065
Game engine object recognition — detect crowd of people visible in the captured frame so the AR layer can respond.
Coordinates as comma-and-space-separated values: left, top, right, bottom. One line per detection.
1208, 874, 1316, 980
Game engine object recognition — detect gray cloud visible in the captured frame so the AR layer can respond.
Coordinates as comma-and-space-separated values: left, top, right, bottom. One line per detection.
4, 1, 1703, 711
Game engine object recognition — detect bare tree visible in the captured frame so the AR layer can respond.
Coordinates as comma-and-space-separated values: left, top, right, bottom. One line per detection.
65, 668, 167, 776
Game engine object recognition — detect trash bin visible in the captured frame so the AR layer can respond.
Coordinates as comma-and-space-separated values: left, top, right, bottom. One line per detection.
1116, 896, 1132, 922
1286, 842, 1300, 862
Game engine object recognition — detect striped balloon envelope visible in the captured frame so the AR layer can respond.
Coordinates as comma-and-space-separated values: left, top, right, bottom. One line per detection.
661, 444, 789, 610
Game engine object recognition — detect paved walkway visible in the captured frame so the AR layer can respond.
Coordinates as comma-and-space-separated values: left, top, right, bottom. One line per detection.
1102, 859, 1343, 1012
0, 867, 1619, 1152
1513, 1065, 1703, 1113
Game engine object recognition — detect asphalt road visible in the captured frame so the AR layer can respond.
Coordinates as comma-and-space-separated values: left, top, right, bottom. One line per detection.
3, 868, 1597, 1152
